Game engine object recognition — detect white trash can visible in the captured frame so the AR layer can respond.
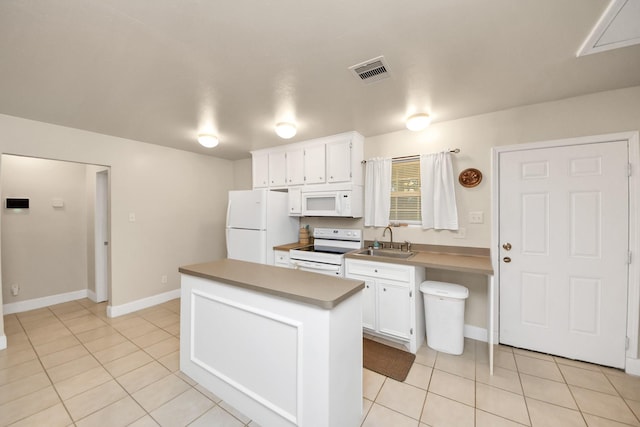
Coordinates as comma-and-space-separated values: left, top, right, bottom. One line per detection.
420, 281, 469, 355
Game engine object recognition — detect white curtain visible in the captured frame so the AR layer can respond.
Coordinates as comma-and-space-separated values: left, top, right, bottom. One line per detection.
420, 152, 459, 230
364, 157, 392, 227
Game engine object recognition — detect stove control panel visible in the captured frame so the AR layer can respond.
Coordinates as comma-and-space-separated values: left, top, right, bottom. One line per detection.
313, 228, 362, 241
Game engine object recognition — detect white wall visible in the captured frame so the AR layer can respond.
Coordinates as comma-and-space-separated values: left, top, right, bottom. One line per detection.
1, 156, 89, 303
365, 85, 640, 334
0, 114, 234, 321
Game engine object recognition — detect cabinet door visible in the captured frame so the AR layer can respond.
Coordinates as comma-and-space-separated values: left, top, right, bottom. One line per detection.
326, 138, 351, 183
304, 144, 326, 184
274, 250, 292, 268
286, 148, 305, 186
362, 278, 377, 331
377, 279, 412, 340
268, 152, 287, 187
288, 188, 302, 216
252, 152, 269, 188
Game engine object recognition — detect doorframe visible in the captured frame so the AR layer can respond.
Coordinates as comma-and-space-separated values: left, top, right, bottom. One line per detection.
491, 131, 640, 371
94, 169, 109, 303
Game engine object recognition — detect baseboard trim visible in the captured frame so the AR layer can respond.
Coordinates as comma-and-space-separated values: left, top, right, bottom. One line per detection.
0, 335, 6, 350
107, 289, 180, 318
87, 290, 98, 303
464, 324, 488, 342
626, 357, 640, 376
2, 290, 89, 315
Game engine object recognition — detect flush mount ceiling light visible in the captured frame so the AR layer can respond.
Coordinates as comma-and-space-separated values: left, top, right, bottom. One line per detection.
275, 122, 297, 139
406, 113, 431, 131
197, 134, 219, 148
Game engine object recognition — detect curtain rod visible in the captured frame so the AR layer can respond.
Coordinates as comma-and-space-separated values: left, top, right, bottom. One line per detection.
361, 148, 460, 164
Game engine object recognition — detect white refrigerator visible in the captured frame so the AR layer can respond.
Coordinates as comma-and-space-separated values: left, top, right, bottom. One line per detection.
226, 189, 299, 265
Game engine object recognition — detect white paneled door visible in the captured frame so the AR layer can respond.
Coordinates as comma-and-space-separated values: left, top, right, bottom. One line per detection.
499, 140, 629, 368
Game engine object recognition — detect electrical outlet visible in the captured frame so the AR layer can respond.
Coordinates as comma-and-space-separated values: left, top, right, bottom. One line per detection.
161, 275, 168, 284
129, 212, 136, 222
11, 283, 19, 296
453, 227, 466, 239
469, 211, 484, 224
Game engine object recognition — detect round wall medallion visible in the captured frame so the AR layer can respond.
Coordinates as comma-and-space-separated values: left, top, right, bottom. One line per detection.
459, 168, 482, 188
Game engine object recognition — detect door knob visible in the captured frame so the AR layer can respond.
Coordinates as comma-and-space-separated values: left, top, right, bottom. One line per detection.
502, 243, 512, 251
503, 257, 511, 263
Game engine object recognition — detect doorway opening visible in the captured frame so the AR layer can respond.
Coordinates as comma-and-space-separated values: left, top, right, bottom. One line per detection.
0, 154, 111, 314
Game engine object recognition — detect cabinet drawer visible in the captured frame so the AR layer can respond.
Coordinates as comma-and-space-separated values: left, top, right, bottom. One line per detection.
274, 250, 291, 267
346, 259, 412, 282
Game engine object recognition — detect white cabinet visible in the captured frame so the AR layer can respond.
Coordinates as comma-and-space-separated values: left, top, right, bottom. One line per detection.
286, 148, 305, 185
268, 152, 287, 187
288, 187, 302, 216
362, 278, 376, 330
345, 258, 425, 353
304, 144, 326, 184
326, 139, 352, 183
274, 250, 292, 268
251, 131, 364, 190
252, 152, 269, 188
378, 279, 412, 340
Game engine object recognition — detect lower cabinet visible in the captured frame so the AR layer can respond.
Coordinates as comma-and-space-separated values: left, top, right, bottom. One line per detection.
346, 258, 425, 353
274, 250, 293, 268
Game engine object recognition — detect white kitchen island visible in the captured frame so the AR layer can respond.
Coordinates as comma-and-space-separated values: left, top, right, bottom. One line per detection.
179, 259, 365, 427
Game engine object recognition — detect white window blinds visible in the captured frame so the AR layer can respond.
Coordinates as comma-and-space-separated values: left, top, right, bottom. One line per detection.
390, 157, 421, 223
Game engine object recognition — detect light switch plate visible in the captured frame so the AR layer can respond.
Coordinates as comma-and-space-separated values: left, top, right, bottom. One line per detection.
469, 211, 484, 224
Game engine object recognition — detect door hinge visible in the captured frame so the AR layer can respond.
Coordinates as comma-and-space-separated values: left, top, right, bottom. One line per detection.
349, 142, 352, 149
626, 336, 630, 350
628, 251, 632, 264
410, 328, 413, 335
409, 290, 413, 298
629, 163, 632, 177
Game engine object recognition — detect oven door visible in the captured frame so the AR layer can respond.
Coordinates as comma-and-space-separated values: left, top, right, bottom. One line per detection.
290, 260, 343, 277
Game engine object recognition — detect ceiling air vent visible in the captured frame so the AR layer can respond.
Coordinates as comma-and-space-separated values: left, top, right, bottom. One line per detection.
349, 56, 391, 84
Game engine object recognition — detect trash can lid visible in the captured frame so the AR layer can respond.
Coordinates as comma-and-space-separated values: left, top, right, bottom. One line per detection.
420, 281, 469, 299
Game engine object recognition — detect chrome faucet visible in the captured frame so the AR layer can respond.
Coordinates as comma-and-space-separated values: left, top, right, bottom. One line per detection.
383, 226, 394, 249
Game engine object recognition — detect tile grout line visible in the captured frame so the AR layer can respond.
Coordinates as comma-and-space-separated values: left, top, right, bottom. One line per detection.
12, 305, 77, 426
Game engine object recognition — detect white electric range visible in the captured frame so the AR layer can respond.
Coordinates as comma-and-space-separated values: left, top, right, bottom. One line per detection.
289, 228, 363, 277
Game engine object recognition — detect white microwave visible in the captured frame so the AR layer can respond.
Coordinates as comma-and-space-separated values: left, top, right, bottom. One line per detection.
301, 189, 362, 217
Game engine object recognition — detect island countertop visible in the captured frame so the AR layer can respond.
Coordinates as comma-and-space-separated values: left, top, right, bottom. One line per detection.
179, 258, 364, 310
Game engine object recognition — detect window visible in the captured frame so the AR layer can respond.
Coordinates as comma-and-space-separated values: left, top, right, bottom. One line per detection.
390, 157, 421, 223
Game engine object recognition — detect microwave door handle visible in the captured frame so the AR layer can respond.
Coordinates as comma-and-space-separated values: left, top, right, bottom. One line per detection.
335, 194, 341, 215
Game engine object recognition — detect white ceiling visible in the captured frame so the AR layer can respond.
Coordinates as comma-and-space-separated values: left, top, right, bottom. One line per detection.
1, 0, 640, 160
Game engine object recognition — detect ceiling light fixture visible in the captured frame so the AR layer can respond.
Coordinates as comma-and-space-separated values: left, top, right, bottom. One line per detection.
197, 134, 219, 148
405, 113, 431, 131
275, 122, 297, 139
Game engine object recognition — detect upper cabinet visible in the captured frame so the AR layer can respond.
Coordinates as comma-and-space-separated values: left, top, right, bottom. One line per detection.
326, 138, 352, 183
286, 148, 305, 186
304, 144, 326, 184
250, 131, 364, 190
268, 152, 287, 187
252, 152, 269, 188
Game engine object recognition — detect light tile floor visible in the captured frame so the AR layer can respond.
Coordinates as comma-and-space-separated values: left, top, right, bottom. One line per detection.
2, 299, 640, 426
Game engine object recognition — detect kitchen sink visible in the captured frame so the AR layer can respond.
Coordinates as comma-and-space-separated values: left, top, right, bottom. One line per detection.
355, 248, 415, 259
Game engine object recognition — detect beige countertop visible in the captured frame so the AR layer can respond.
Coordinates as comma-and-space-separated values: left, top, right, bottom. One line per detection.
179, 258, 364, 310
345, 250, 493, 275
